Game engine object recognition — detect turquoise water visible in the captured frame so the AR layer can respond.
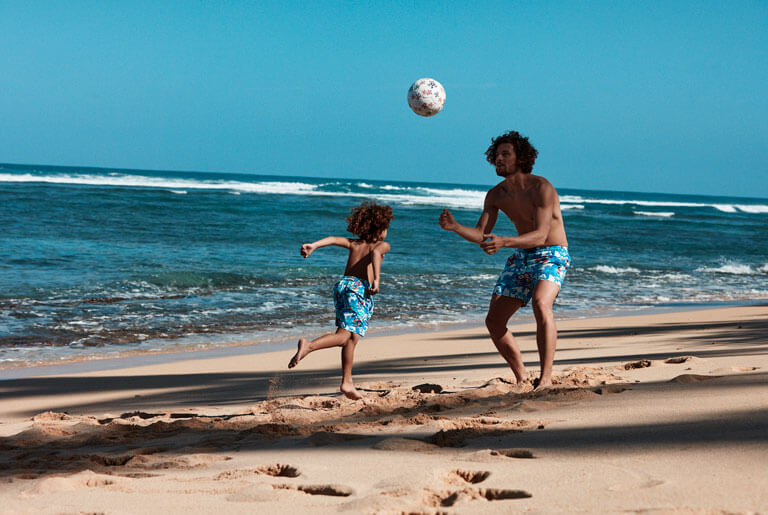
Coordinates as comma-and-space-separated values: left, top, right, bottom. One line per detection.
2, 163, 767, 366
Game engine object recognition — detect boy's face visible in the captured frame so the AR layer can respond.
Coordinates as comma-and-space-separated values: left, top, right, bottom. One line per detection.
379, 228, 388, 240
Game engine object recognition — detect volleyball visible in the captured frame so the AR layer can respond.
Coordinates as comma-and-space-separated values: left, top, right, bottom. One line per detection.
407, 78, 445, 117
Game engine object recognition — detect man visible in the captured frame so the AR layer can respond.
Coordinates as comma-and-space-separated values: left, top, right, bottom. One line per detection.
439, 130, 571, 390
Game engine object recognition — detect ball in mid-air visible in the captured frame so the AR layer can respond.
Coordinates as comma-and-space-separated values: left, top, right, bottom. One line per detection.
407, 78, 445, 117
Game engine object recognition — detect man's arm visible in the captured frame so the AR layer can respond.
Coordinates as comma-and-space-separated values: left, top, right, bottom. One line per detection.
480, 182, 554, 254
300, 236, 351, 258
439, 192, 499, 243
369, 241, 390, 294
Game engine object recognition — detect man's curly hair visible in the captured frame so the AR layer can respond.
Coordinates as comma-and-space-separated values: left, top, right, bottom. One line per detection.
346, 201, 393, 242
484, 130, 538, 174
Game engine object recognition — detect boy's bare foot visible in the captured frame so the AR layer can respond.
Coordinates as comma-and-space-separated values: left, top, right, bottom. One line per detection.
340, 382, 363, 400
288, 338, 310, 369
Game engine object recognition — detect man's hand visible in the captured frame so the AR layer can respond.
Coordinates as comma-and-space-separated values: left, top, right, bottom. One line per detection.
480, 233, 505, 255
439, 209, 458, 231
300, 243, 315, 258
369, 279, 380, 295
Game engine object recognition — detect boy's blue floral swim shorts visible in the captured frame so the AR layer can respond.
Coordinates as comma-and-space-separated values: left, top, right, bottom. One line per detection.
333, 276, 374, 337
493, 245, 571, 306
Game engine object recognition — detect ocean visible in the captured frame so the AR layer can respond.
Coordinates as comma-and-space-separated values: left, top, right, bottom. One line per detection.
2, 163, 767, 367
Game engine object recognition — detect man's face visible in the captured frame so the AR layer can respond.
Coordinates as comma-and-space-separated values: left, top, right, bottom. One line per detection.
494, 142, 518, 177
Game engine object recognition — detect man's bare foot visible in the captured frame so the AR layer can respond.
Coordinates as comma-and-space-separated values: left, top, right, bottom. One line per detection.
514, 371, 530, 384
512, 364, 529, 384
340, 383, 363, 400
288, 338, 310, 369
532, 377, 552, 391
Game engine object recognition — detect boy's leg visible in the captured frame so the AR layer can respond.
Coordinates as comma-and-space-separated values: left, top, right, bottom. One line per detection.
531, 280, 560, 390
340, 333, 362, 400
485, 294, 528, 382
288, 328, 352, 368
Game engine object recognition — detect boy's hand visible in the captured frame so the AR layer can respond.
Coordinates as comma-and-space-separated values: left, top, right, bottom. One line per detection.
369, 280, 380, 295
300, 243, 315, 258
480, 234, 505, 255
439, 209, 458, 231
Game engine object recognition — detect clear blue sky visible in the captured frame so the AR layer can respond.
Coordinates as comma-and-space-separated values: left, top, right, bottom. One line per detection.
1, 1, 766, 197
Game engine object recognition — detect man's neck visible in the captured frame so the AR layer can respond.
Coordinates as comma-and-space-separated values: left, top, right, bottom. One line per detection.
502, 170, 528, 189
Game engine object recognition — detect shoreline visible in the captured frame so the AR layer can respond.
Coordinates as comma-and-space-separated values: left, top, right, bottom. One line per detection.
2, 299, 765, 380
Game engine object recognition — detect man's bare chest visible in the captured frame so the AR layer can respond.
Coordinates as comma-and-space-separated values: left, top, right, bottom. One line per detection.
495, 189, 536, 221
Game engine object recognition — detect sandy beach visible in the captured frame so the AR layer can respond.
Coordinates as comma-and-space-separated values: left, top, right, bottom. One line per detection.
1, 305, 767, 514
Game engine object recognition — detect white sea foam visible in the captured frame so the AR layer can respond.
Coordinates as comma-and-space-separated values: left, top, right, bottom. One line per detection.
3, 171, 766, 214
695, 263, 758, 275
169, 190, 187, 195
559, 194, 767, 214
634, 211, 674, 217
0, 172, 486, 209
593, 265, 641, 274
736, 204, 768, 214
659, 273, 692, 281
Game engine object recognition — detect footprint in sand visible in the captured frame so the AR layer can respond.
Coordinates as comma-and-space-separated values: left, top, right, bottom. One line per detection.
273, 483, 354, 497
664, 356, 695, 364
448, 469, 491, 484
412, 383, 444, 393
216, 464, 300, 480
623, 360, 652, 370
490, 448, 535, 459
422, 487, 532, 507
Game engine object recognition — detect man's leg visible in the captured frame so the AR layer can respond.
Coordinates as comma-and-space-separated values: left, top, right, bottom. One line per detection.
485, 294, 528, 382
340, 333, 362, 400
288, 328, 351, 368
531, 280, 561, 389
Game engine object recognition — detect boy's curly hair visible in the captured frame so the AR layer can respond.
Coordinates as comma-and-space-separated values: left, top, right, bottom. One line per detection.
484, 130, 538, 174
346, 201, 393, 242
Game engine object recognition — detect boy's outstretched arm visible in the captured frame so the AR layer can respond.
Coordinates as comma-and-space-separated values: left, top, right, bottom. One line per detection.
369, 242, 390, 294
300, 236, 351, 258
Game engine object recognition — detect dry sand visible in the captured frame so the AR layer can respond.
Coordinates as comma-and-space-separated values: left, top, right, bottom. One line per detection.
1, 305, 767, 514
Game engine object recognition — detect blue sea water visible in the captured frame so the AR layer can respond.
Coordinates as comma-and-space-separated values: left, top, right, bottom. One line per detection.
1, 163, 767, 366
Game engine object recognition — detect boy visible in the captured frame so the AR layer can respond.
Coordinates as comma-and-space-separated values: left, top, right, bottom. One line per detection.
288, 201, 393, 400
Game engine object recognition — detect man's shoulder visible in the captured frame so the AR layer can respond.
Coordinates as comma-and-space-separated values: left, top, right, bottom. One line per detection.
528, 174, 558, 195
528, 173, 552, 187
486, 181, 507, 197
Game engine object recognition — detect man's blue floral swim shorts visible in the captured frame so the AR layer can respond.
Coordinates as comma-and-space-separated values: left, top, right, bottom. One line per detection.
493, 245, 571, 306
333, 276, 374, 337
